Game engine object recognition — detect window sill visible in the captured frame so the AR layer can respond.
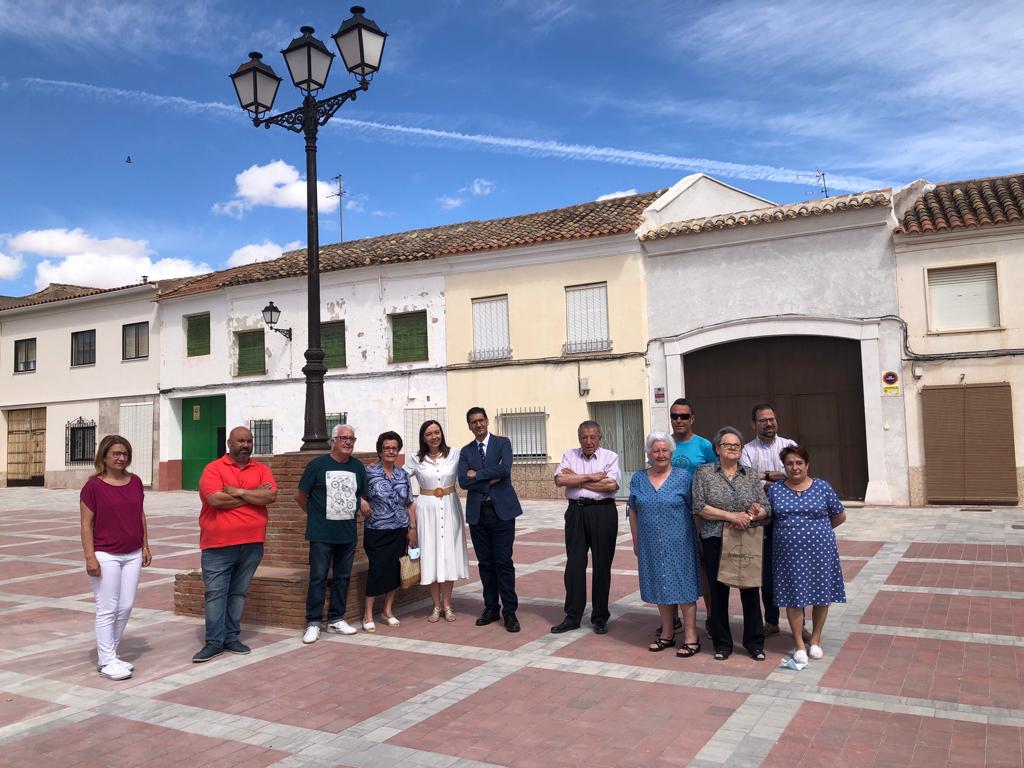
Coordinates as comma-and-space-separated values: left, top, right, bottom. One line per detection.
70, 363, 96, 369
234, 371, 267, 377
389, 358, 429, 364
562, 341, 613, 355
122, 356, 149, 363
927, 326, 1005, 337
13, 368, 36, 375
469, 349, 512, 362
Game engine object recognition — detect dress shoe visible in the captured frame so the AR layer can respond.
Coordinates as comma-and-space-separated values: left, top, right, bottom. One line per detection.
764, 623, 780, 637
550, 618, 581, 634
191, 644, 223, 663
224, 639, 251, 655
503, 613, 521, 632
475, 609, 501, 626
592, 620, 608, 635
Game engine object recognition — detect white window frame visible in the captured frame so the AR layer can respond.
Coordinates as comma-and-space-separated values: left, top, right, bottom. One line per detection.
925, 262, 1001, 333
564, 282, 611, 354
497, 408, 547, 462
470, 295, 511, 361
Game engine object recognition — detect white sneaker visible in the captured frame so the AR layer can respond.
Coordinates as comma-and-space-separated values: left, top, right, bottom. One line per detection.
328, 619, 357, 636
115, 656, 134, 671
808, 644, 824, 659
98, 661, 132, 680
302, 625, 321, 644
793, 649, 809, 665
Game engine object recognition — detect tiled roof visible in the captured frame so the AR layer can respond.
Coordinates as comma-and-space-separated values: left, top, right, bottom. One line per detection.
0, 279, 184, 312
159, 190, 663, 299
639, 190, 891, 240
898, 175, 1024, 235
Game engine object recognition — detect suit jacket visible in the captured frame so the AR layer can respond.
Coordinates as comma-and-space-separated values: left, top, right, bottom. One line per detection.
458, 434, 523, 524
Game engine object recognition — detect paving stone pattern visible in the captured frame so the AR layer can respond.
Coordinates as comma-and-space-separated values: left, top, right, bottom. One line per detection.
0, 489, 1022, 767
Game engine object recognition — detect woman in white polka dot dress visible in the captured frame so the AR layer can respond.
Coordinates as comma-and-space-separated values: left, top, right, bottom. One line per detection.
766, 445, 846, 665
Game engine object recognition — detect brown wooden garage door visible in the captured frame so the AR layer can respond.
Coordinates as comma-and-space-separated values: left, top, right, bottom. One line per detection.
921, 383, 1017, 505
6, 407, 45, 487
683, 336, 868, 500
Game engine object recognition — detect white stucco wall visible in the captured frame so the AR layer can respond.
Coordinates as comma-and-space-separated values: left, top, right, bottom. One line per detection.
639, 174, 773, 235
642, 208, 910, 504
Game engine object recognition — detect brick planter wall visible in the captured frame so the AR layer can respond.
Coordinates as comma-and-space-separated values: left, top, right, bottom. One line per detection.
174, 450, 433, 628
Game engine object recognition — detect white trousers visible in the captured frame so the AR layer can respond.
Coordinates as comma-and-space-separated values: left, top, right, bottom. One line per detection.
89, 549, 142, 666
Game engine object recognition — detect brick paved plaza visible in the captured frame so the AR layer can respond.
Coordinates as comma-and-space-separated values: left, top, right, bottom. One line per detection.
1, 488, 1023, 767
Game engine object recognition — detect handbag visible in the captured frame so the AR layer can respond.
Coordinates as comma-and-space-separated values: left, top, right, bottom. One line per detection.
717, 525, 764, 589
399, 553, 421, 589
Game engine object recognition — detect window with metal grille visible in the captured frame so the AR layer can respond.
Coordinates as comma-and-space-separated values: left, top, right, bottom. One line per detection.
250, 419, 273, 454
322, 321, 346, 368
122, 322, 149, 360
927, 263, 1000, 331
325, 412, 348, 436
14, 338, 36, 372
471, 295, 511, 361
390, 311, 428, 363
66, 418, 96, 465
403, 407, 447, 455
71, 330, 96, 366
564, 283, 611, 354
498, 408, 547, 462
236, 330, 265, 375
186, 313, 211, 357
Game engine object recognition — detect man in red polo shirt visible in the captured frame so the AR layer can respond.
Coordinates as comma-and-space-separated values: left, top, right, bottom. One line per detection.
193, 425, 277, 663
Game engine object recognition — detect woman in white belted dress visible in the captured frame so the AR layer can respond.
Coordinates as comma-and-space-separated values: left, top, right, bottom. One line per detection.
402, 420, 469, 622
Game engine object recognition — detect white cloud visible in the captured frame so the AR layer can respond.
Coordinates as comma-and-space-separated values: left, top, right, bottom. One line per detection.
213, 161, 340, 219
226, 239, 301, 268
438, 196, 465, 210
6, 227, 209, 290
0, 251, 24, 280
596, 189, 638, 201
462, 178, 495, 196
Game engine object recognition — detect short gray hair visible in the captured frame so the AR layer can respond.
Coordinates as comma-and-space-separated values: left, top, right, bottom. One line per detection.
644, 430, 675, 454
712, 427, 743, 454
578, 420, 601, 435
333, 423, 355, 438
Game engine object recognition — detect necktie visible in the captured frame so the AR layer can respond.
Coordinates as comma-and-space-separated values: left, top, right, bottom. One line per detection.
478, 442, 486, 463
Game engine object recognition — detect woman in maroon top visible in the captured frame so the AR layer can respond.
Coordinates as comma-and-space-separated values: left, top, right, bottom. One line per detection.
80, 435, 151, 680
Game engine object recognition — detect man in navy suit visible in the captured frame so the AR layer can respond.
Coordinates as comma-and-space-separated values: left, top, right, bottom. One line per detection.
458, 406, 523, 632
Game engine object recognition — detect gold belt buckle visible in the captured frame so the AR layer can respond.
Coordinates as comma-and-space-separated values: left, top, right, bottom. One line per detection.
432, 487, 445, 498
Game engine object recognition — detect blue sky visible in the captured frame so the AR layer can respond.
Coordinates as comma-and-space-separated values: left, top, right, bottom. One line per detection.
1, 0, 1022, 295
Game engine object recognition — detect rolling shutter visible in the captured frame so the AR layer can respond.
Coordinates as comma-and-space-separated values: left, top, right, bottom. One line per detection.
187, 314, 211, 357
927, 264, 999, 331
322, 321, 346, 368
237, 330, 266, 375
391, 312, 428, 362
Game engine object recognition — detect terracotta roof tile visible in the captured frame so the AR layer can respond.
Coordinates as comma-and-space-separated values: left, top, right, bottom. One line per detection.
159, 191, 663, 300
0, 279, 182, 312
639, 190, 891, 241
899, 174, 1024, 235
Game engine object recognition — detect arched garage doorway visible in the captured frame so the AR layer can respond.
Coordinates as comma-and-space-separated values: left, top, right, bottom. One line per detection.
683, 335, 869, 500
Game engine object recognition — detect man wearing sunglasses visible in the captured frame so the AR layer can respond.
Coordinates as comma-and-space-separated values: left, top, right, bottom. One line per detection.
669, 398, 717, 471
741, 403, 797, 638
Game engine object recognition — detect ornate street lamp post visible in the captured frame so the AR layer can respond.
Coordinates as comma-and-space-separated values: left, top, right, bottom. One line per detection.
230, 6, 386, 451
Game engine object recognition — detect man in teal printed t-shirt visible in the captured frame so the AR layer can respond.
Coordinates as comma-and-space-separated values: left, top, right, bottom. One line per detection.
294, 423, 370, 644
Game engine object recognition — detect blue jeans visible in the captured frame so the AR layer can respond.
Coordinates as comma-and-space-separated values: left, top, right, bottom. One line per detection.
306, 541, 356, 625
201, 542, 263, 649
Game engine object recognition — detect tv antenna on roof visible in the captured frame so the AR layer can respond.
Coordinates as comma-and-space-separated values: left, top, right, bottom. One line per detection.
327, 174, 345, 242
815, 169, 829, 197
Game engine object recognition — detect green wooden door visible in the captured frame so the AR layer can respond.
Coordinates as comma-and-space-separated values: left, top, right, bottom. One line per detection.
181, 395, 226, 491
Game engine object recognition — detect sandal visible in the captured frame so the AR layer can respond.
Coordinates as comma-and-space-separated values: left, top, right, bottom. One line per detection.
713, 651, 731, 661
362, 620, 376, 633
380, 614, 401, 627
749, 649, 766, 661
655, 617, 683, 637
648, 635, 676, 652
443, 606, 456, 622
427, 606, 442, 623
676, 641, 701, 658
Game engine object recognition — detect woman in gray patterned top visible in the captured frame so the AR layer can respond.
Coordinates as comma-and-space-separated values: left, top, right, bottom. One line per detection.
692, 427, 771, 661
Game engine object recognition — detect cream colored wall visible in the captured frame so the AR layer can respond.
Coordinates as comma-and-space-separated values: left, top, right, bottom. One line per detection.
445, 249, 649, 458
895, 229, 1024, 502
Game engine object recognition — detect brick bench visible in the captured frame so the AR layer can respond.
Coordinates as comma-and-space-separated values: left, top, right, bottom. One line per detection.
174, 560, 433, 629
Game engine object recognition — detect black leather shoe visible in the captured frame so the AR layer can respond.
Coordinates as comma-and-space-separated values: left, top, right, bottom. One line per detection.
592, 620, 608, 635
503, 613, 521, 633
475, 609, 501, 626
191, 644, 223, 663
550, 618, 581, 634
224, 639, 251, 655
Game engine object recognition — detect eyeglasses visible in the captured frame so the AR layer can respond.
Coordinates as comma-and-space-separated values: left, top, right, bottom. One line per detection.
332, 436, 356, 443
109, 451, 129, 458
718, 443, 742, 450
380, 446, 399, 453
756, 417, 776, 424
670, 413, 692, 421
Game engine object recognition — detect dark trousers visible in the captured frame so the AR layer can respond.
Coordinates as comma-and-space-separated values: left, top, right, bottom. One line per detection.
702, 535, 764, 655
201, 542, 263, 649
563, 499, 618, 624
761, 519, 779, 625
305, 540, 356, 625
470, 502, 517, 616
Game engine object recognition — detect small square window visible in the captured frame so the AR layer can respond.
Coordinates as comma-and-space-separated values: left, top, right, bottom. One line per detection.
66, 418, 96, 465
927, 263, 1000, 331
390, 311, 428, 363
250, 419, 273, 454
498, 409, 548, 462
71, 330, 96, 367
122, 322, 149, 360
14, 338, 36, 373
564, 283, 611, 354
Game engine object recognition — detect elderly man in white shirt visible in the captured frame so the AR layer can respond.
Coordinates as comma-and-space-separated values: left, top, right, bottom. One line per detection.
550, 420, 621, 635
741, 403, 796, 637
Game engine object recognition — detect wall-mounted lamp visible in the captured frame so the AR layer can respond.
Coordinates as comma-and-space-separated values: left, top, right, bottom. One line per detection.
261, 301, 293, 340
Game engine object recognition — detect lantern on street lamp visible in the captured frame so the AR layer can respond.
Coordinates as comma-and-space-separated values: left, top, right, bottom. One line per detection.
282, 26, 335, 93
229, 52, 282, 118
333, 6, 387, 79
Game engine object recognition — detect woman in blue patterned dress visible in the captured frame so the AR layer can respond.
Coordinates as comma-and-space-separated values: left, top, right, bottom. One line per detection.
362, 431, 415, 632
766, 445, 846, 665
627, 431, 702, 658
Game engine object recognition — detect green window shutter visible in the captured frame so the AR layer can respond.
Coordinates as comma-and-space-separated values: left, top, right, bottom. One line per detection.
237, 330, 265, 375
322, 321, 347, 368
391, 311, 428, 362
187, 314, 211, 357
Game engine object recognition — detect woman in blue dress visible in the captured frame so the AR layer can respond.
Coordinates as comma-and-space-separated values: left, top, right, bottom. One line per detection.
766, 445, 846, 665
627, 431, 702, 658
